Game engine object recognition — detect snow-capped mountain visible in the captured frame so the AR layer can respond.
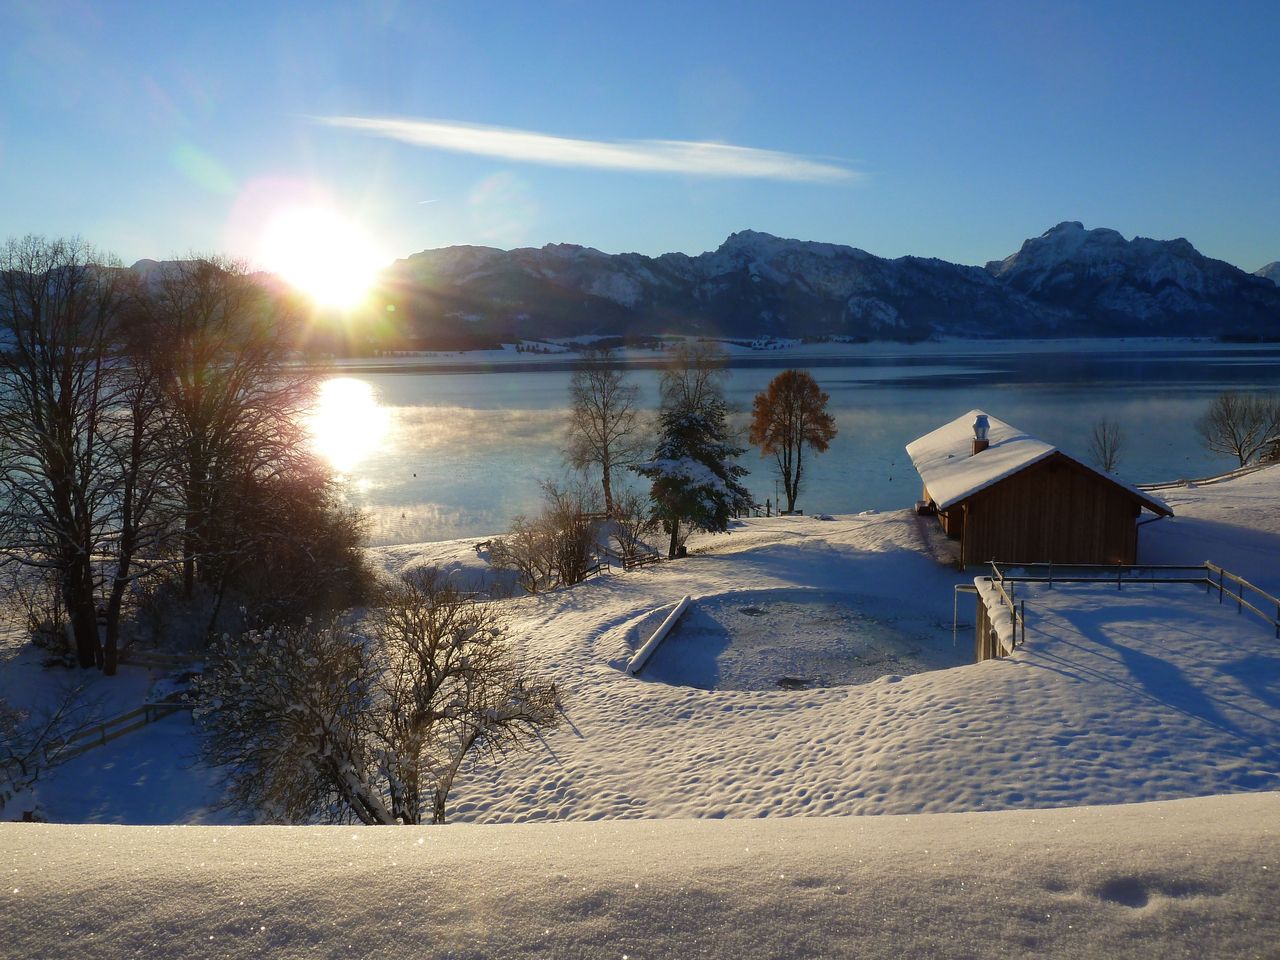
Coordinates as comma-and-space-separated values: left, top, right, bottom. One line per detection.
1256, 261, 1280, 286
985, 222, 1280, 334
373, 224, 1279, 345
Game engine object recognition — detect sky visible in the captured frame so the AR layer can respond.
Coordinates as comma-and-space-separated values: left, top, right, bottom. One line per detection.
2, 0, 1278, 274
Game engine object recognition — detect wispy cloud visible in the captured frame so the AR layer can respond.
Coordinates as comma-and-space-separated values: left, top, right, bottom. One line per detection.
315, 115, 856, 184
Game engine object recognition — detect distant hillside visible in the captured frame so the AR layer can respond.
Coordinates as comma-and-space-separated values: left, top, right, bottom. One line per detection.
368, 222, 1278, 347
1256, 261, 1280, 286
986, 222, 1280, 336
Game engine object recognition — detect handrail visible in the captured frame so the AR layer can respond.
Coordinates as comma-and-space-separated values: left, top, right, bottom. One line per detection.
1204, 562, 1280, 638
987, 560, 1280, 640
983, 574, 1025, 651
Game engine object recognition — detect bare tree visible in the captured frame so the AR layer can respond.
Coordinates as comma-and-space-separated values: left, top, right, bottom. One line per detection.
609, 487, 661, 562
489, 480, 600, 593
565, 347, 646, 514
195, 573, 558, 825
747, 370, 837, 513
487, 514, 556, 596
1088, 418, 1125, 473
0, 236, 128, 668
195, 618, 381, 824
659, 339, 729, 412
140, 256, 314, 604
370, 571, 558, 824
1196, 391, 1280, 467
96, 314, 184, 673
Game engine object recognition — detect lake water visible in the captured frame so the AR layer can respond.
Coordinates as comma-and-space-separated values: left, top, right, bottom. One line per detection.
307, 343, 1280, 545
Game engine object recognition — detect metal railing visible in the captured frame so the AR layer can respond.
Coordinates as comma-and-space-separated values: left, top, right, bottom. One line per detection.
987, 561, 1280, 641
1203, 562, 1280, 638
983, 572, 1027, 652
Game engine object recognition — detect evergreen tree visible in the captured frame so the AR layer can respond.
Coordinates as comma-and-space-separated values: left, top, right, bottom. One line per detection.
633, 395, 753, 558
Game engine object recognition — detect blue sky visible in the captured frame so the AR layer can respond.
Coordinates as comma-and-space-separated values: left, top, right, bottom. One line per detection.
2, 0, 1278, 271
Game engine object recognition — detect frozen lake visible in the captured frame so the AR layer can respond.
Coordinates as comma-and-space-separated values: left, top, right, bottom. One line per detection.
306, 341, 1280, 544
640, 589, 968, 691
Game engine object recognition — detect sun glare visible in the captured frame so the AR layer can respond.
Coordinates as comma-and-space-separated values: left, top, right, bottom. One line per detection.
309, 377, 390, 473
258, 204, 385, 310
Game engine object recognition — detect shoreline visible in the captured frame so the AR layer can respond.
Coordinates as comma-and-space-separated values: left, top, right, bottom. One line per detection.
305, 336, 1280, 376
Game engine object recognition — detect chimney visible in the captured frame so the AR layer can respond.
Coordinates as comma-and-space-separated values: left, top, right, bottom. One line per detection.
971, 414, 990, 456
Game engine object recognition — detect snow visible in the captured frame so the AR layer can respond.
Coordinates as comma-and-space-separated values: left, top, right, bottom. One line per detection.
34, 710, 237, 825
3, 792, 1278, 959
1140, 462, 1280, 594
641, 588, 968, 690
3, 469, 1280, 955
906, 408, 1056, 509
906, 408, 1170, 515
624, 595, 689, 675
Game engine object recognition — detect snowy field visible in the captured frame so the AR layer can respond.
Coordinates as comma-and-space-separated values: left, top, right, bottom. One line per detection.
4, 791, 1277, 960
2, 465, 1278, 955
641, 588, 966, 691
9, 469, 1280, 823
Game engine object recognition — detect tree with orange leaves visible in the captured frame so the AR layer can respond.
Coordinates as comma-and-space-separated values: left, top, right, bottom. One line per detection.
748, 370, 837, 514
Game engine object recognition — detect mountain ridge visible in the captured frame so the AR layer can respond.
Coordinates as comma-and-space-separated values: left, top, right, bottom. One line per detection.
369, 222, 1277, 346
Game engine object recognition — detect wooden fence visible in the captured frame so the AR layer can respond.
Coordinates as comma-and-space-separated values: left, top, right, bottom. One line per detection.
1139, 461, 1274, 492
42, 701, 194, 766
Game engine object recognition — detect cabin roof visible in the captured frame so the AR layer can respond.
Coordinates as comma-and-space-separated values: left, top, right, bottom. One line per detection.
905, 409, 1173, 516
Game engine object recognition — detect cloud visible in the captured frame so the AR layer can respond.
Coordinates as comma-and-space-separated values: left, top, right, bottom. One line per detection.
315, 115, 856, 184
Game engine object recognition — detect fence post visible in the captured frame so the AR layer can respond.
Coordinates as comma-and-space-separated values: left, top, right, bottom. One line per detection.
1237, 580, 1244, 614
1218, 569, 1224, 604
1117, 563, 1122, 591
1020, 599, 1026, 647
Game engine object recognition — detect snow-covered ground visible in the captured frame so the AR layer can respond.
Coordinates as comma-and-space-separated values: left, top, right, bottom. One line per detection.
4, 791, 1277, 960
3, 465, 1278, 955
1141, 464, 1280, 594
16, 467, 1280, 824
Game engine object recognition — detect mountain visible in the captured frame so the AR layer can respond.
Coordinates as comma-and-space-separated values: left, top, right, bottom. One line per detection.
1256, 262, 1280, 286
368, 224, 1280, 346
986, 222, 1280, 335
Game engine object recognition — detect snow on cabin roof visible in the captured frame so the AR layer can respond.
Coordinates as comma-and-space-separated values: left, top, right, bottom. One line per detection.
905, 409, 1172, 515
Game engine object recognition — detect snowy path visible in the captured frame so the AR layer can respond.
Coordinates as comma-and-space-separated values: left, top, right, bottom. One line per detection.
4, 791, 1277, 959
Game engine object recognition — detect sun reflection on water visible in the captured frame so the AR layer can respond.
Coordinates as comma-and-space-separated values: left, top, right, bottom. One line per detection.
309, 377, 391, 473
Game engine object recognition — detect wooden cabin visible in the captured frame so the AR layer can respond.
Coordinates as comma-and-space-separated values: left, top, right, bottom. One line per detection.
906, 410, 1173, 567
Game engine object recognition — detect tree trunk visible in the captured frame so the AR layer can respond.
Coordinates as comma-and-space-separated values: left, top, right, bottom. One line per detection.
667, 519, 680, 559
788, 444, 803, 513
601, 464, 614, 515
103, 576, 128, 677
61, 553, 100, 669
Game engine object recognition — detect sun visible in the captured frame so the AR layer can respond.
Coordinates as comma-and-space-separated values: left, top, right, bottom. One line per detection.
258, 204, 385, 310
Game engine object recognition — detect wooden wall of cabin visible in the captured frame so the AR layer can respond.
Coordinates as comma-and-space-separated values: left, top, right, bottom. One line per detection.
961, 454, 1140, 565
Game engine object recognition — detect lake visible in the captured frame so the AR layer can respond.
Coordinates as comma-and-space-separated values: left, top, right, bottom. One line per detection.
306, 342, 1280, 545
